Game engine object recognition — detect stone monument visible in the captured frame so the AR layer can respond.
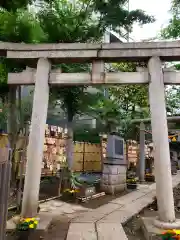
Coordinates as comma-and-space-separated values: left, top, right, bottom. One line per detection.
101, 133, 127, 194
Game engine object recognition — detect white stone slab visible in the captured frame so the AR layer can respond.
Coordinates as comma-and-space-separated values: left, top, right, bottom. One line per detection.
111, 191, 145, 205
73, 203, 121, 223
98, 209, 133, 224
66, 223, 97, 240
97, 223, 128, 240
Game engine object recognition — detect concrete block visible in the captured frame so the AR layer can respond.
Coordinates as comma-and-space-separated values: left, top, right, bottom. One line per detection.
102, 173, 126, 185
6, 213, 53, 239
140, 217, 166, 240
108, 174, 126, 185
101, 183, 126, 194
96, 223, 128, 240
66, 223, 97, 240
103, 165, 126, 175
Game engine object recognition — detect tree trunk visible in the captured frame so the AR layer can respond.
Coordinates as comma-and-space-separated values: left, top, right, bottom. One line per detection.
66, 109, 74, 171
66, 122, 74, 170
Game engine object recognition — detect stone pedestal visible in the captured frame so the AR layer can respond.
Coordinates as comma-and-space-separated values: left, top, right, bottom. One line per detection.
141, 217, 180, 240
6, 213, 53, 240
101, 164, 126, 194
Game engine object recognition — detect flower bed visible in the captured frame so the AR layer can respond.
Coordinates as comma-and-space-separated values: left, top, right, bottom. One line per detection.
15, 217, 39, 240
145, 173, 155, 182
61, 188, 80, 202
126, 178, 137, 190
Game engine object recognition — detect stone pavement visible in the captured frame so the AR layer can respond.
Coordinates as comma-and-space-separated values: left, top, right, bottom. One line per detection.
40, 173, 180, 240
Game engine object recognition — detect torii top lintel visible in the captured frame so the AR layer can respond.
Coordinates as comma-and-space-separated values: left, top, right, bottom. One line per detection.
1, 41, 180, 63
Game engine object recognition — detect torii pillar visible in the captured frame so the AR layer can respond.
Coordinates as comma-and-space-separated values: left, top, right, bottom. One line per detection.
148, 56, 180, 228
139, 122, 145, 182
21, 58, 51, 217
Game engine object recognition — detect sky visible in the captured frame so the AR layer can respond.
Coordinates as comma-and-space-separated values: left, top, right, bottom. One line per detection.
130, 0, 172, 41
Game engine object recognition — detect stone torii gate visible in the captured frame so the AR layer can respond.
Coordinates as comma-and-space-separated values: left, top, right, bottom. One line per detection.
4, 41, 180, 229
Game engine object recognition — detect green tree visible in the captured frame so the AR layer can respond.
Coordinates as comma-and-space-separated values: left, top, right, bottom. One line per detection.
109, 63, 150, 120
0, 8, 45, 183
0, 0, 31, 11
166, 86, 180, 116
161, 0, 180, 39
160, 0, 180, 116
87, 93, 122, 132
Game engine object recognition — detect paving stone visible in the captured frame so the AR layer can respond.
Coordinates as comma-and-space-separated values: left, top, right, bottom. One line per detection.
110, 191, 146, 205
40, 208, 50, 212
96, 223, 128, 240
51, 200, 64, 207
72, 205, 88, 211
72, 203, 121, 223
40, 202, 53, 208
60, 207, 75, 214
98, 209, 133, 224
95, 203, 123, 213
99, 195, 156, 225
66, 223, 97, 240
44, 215, 70, 240
72, 211, 100, 223
138, 184, 155, 193
41, 173, 180, 239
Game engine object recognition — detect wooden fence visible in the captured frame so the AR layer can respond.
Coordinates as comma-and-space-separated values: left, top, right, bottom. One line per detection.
0, 134, 152, 174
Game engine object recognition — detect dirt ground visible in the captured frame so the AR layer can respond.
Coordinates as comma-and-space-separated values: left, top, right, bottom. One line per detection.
60, 189, 129, 209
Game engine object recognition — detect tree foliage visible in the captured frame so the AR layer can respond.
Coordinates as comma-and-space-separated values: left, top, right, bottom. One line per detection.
161, 0, 180, 39
166, 86, 180, 116
160, 0, 180, 116
109, 63, 149, 119
93, 0, 154, 31
0, 0, 31, 11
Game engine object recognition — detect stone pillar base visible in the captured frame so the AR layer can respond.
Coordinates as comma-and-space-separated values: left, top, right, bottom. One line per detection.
101, 164, 126, 195
154, 217, 180, 229
141, 216, 180, 240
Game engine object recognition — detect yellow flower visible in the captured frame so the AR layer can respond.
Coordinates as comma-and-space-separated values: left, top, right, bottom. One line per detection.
64, 189, 70, 192
34, 220, 38, 225
29, 224, 34, 229
174, 229, 180, 235
25, 218, 31, 222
